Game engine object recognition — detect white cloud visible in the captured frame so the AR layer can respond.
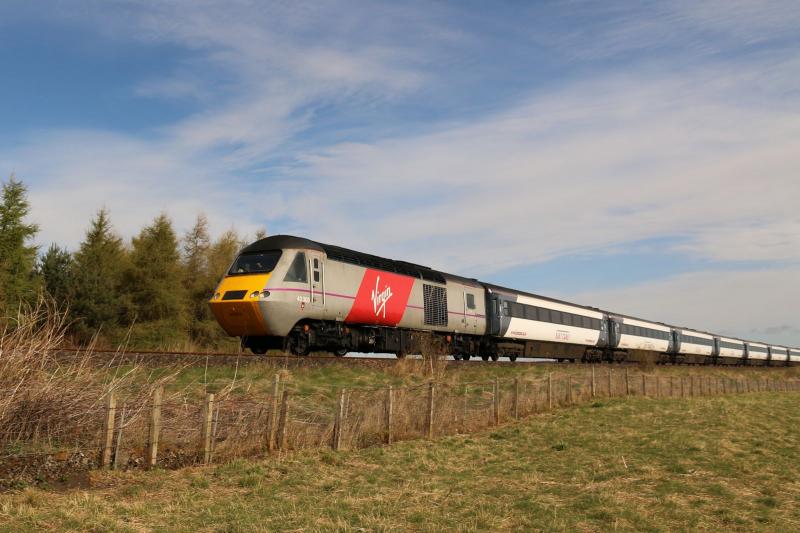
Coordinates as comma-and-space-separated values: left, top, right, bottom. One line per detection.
571, 268, 800, 346
293, 58, 800, 273
1, 0, 444, 246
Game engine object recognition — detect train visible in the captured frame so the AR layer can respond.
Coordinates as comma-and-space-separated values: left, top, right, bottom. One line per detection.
209, 235, 800, 366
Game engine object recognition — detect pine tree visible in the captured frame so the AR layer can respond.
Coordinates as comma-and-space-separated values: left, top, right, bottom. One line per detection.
38, 244, 73, 305
71, 209, 126, 337
183, 214, 211, 293
182, 215, 216, 343
0, 175, 39, 313
126, 214, 185, 322
207, 229, 243, 283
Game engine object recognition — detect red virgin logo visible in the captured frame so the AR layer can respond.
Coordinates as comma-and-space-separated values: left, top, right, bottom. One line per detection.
346, 269, 415, 326
371, 276, 393, 318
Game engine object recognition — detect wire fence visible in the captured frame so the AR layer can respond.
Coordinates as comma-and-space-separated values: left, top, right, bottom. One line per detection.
1, 367, 799, 478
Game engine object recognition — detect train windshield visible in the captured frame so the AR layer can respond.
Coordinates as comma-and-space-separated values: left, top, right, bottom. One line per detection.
229, 251, 282, 275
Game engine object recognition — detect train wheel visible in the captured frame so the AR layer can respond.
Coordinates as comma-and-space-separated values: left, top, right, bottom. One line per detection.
481, 354, 489, 361
334, 348, 348, 357
509, 354, 518, 362
490, 353, 499, 361
251, 346, 268, 355
462, 353, 471, 361
288, 337, 310, 356
396, 351, 407, 359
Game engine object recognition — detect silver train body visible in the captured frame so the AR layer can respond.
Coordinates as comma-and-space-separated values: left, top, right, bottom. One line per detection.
209, 235, 799, 365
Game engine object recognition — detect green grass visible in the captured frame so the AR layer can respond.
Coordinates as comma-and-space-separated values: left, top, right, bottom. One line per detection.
2, 392, 799, 531
167, 357, 799, 399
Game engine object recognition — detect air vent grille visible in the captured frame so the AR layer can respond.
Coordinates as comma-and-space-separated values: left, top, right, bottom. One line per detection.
423, 284, 448, 326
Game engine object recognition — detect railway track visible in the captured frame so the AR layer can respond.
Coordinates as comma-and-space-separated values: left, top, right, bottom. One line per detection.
54, 347, 574, 368
54, 348, 791, 370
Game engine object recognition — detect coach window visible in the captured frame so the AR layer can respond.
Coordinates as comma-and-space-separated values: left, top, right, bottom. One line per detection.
466, 293, 476, 310
312, 258, 321, 283
283, 252, 308, 283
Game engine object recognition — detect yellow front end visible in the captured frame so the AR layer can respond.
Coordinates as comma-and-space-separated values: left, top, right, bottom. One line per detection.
208, 273, 272, 337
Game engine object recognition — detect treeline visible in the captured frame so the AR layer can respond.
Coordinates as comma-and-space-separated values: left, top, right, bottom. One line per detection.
0, 175, 259, 349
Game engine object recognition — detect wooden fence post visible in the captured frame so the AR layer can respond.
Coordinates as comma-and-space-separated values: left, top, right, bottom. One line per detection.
202, 393, 215, 464
147, 385, 163, 468
277, 390, 289, 450
100, 393, 116, 469
385, 386, 394, 445
427, 382, 435, 439
333, 388, 346, 451
625, 369, 630, 396
566, 376, 573, 404
462, 385, 469, 430
670, 377, 674, 397
642, 374, 647, 397
591, 365, 596, 398
607, 370, 613, 397
690, 376, 695, 397
493, 378, 500, 425
267, 374, 280, 452
513, 378, 520, 420
113, 403, 127, 470
656, 376, 661, 398
548, 373, 553, 409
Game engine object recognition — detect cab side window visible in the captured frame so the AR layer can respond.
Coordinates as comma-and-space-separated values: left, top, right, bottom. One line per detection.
466, 293, 476, 310
284, 252, 308, 283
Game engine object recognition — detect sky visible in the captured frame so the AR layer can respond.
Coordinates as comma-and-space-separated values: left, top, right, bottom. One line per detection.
1, 0, 798, 346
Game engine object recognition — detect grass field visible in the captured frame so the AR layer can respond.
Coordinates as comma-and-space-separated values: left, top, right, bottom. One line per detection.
169, 357, 800, 398
1, 391, 798, 532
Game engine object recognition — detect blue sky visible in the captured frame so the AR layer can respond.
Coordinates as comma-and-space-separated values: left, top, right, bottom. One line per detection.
1, 1, 799, 345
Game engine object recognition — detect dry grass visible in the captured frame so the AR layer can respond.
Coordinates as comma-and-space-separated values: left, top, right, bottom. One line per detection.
0, 299, 183, 460
1, 393, 799, 531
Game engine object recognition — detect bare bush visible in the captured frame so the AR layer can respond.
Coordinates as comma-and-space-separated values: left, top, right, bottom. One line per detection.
0, 298, 177, 456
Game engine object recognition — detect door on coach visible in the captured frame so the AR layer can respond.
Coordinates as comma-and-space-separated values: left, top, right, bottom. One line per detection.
307, 252, 325, 308
463, 291, 478, 333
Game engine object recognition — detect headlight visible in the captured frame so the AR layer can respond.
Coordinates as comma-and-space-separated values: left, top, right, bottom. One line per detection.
214, 292, 221, 300
259, 290, 271, 299
250, 291, 260, 299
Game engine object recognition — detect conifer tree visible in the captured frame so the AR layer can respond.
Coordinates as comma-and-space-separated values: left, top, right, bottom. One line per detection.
182, 215, 216, 342
38, 244, 73, 305
0, 175, 39, 313
126, 214, 185, 322
71, 209, 126, 336
207, 229, 243, 284
183, 214, 211, 290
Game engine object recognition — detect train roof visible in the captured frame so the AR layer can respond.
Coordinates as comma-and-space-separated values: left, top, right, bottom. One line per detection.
482, 282, 606, 315
242, 235, 482, 286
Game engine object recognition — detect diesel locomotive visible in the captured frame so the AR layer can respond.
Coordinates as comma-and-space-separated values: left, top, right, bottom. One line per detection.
209, 235, 800, 365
